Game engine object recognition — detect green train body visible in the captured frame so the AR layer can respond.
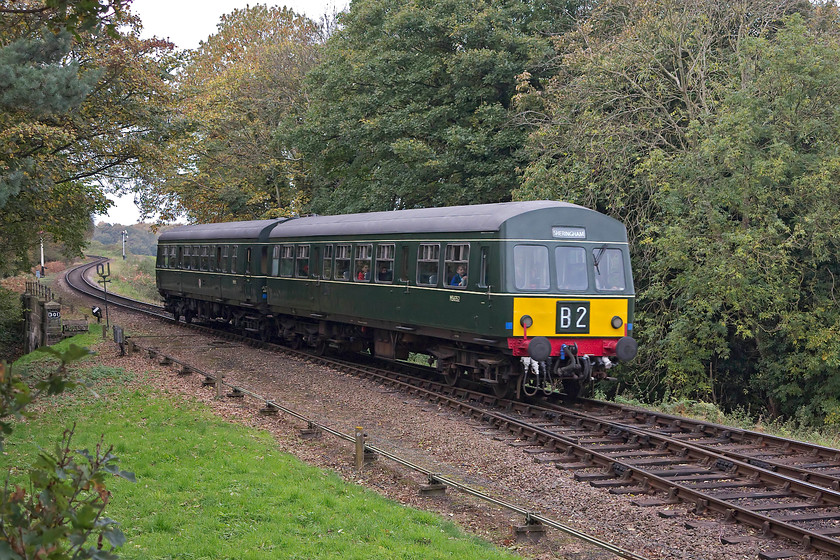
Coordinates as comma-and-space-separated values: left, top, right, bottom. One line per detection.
156, 201, 637, 398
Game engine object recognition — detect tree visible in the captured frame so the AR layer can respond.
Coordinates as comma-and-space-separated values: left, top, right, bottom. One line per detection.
647, 13, 840, 421
514, 0, 840, 424
144, 5, 322, 223
0, 2, 182, 274
291, 0, 569, 214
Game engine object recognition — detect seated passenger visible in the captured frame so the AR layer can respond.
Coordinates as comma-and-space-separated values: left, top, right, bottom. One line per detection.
378, 265, 392, 281
357, 264, 370, 281
450, 265, 467, 287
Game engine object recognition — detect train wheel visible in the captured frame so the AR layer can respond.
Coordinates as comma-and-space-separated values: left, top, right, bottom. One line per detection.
443, 369, 460, 387
493, 380, 512, 399
258, 321, 272, 343
314, 339, 328, 356
172, 311, 181, 323
183, 310, 194, 324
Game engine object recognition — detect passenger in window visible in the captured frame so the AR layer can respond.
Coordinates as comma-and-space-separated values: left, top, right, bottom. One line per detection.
378, 265, 392, 281
357, 264, 370, 281
450, 265, 467, 287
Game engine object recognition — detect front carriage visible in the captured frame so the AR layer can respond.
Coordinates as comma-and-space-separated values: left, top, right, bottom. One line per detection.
260, 201, 637, 399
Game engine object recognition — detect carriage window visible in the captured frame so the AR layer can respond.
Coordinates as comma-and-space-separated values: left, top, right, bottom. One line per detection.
354, 244, 372, 281
271, 246, 280, 276
296, 245, 310, 277
280, 245, 294, 277
231, 245, 238, 273
177, 246, 184, 269
335, 244, 351, 280
201, 246, 210, 271
445, 243, 469, 288
322, 245, 333, 279
222, 245, 229, 272
215, 246, 222, 271
514, 245, 549, 290
556, 246, 587, 290
245, 247, 252, 273
375, 244, 394, 283
156, 246, 164, 267
593, 247, 626, 291
192, 245, 199, 270
417, 244, 440, 286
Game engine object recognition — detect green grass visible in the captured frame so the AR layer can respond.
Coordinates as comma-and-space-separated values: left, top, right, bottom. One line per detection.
100, 254, 161, 304
0, 367, 518, 560
608, 392, 840, 449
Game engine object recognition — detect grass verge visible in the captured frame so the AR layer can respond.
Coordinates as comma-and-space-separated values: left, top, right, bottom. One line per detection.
1, 359, 518, 560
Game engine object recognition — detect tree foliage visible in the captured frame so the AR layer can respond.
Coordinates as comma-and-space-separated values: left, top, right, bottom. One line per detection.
515, 0, 840, 423
290, 0, 569, 214
0, 1, 181, 275
142, 5, 322, 223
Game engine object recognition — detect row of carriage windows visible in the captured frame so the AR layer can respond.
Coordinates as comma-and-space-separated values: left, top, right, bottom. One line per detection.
158, 243, 473, 288
158, 243, 625, 291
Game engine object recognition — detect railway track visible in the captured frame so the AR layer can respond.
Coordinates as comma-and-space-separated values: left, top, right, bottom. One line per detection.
63, 257, 840, 557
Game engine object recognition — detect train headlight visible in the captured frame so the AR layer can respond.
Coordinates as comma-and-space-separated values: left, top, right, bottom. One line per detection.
611, 316, 623, 329
520, 315, 533, 328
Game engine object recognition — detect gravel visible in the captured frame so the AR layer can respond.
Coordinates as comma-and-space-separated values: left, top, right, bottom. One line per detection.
53, 275, 834, 560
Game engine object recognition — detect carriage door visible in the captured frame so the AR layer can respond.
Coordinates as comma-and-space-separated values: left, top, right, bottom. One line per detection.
244, 247, 254, 302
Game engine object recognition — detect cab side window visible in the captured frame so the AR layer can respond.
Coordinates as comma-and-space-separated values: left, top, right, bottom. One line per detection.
271, 245, 280, 276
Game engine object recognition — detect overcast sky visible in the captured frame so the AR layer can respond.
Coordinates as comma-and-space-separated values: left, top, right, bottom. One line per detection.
96, 0, 345, 225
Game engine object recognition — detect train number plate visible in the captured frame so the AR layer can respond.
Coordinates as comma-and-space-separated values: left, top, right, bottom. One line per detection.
556, 301, 590, 334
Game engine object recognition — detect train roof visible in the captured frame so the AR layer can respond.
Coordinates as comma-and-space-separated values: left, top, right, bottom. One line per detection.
158, 219, 287, 242
268, 201, 615, 239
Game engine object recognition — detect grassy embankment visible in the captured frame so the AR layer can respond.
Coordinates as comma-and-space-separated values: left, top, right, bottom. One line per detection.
2, 335, 520, 560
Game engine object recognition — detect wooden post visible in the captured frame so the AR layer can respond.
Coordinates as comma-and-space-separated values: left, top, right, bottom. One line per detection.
355, 427, 365, 470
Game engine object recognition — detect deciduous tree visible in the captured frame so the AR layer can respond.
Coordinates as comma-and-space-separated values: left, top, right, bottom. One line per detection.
291, 0, 569, 214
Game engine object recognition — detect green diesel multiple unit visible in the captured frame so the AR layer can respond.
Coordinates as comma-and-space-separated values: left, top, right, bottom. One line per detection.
156, 201, 637, 398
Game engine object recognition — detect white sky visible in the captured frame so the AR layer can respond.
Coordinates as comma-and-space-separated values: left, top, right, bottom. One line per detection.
95, 0, 345, 225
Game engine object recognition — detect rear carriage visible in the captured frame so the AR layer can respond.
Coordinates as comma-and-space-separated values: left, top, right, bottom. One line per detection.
156, 201, 637, 399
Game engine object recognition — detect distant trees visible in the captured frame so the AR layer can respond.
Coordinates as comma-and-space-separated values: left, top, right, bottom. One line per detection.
93, 223, 161, 256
